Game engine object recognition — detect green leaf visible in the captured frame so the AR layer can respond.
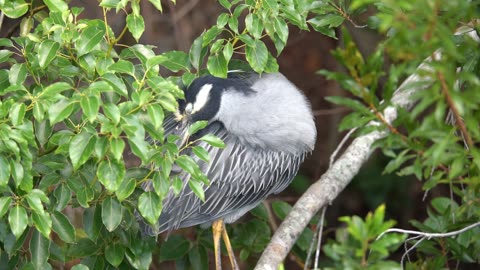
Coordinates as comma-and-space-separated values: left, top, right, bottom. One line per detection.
325, 96, 370, 113
69, 132, 96, 170
223, 42, 233, 63
83, 206, 102, 241
110, 137, 125, 161
159, 235, 189, 260
146, 55, 167, 70
200, 134, 225, 148
245, 40, 268, 73
80, 95, 100, 123
71, 265, 89, 270
10, 161, 24, 188
101, 196, 123, 232
30, 229, 51, 270
217, 13, 230, 28
103, 103, 121, 124
97, 159, 125, 192
0, 49, 13, 63
192, 146, 210, 162
105, 242, 126, 267
207, 54, 227, 78
188, 121, 208, 135
146, 104, 164, 130
48, 99, 74, 124
51, 211, 75, 243
138, 191, 162, 225
9, 63, 27, 85
116, 178, 135, 201
8, 206, 28, 238
38, 40, 60, 69
9, 102, 26, 126
2, 0, 29, 18
32, 211, 52, 238
103, 73, 128, 96
0, 155, 10, 187
76, 22, 106, 56
189, 34, 206, 70
108, 59, 135, 75
160, 51, 190, 72
26, 189, 49, 214
245, 14, 263, 39
272, 201, 292, 220
41, 82, 72, 98
54, 184, 71, 211
0, 197, 12, 218
126, 14, 145, 42
218, 0, 231, 9
188, 180, 205, 202
148, 0, 163, 12
175, 155, 198, 175
44, 0, 69, 12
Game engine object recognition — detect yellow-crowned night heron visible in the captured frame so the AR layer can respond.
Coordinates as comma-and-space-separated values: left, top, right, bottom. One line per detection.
143, 72, 316, 269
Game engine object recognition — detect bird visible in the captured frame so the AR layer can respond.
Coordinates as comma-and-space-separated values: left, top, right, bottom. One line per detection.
141, 71, 316, 269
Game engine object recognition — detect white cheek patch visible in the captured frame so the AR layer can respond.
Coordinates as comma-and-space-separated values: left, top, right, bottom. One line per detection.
192, 84, 212, 113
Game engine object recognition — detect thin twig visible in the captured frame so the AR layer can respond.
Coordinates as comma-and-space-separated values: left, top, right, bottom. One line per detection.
377, 221, 480, 240
329, 128, 356, 168
313, 207, 327, 270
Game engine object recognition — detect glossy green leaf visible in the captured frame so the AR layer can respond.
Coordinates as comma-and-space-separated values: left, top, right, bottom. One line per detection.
26, 189, 49, 214
32, 211, 52, 238
38, 40, 60, 68
138, 191, 162, 225
200, 134, 225, 148
30, 229, 51, 270
103, 103, 121, 124
0, 155, 11, 187
41, 82, 72, 98
105, 242, 125, 267
160, 51, 190, 72
9, 102, 26, 126
54, 184, 71, 211
0, 197, 12, 218
103, 73, 128, 96
188, 180, 205, 202
175, 155, 198, 175
218, 0, 231, 9
110, 137, 125, 161
0, 49, 13, 63
102, 197, 122, 232
8, 206, 28, 238
69, 131, 96, 170
146, 104, 164, 130
80, 95, 100, 123
83, 206, 102, 241
48, 99, 74, 124
44, 0, 69, 12
10, 160, 24, 187
192, 146, 209, 162
116, 178, 135, 201
223, 42, 233, 63
51, 211, 75, 243
217, 13, 229, 28
109, 60, 135, 75
97, 159, 125, 192
245, 13, 263, 39
21, 17, 33, 36
9, 63, 27, 85
2, 0, 29, 18
71, 265, 89, 270
189, 34, 206, 70
76, 22, 106, 56
207, 54, 227, 78
246, 40, 268, 73
188, 120, 208, 135
126, 14, 145, 42
146, 55, 167, 70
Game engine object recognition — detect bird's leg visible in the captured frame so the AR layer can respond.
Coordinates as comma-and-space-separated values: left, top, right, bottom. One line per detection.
221, 225, 239, 270
212, 219, 223, 270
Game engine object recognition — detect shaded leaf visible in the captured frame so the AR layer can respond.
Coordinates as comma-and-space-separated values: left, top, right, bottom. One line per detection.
51, 211, 75, 243
101, 196, 123, 232
138, 191, 162, 225
30, 229, 50, 270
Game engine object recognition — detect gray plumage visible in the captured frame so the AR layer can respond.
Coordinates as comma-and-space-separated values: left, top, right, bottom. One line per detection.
142, 72, 316, 235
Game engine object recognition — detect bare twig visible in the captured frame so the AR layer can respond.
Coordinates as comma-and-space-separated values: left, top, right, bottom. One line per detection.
313, 207, 327, 270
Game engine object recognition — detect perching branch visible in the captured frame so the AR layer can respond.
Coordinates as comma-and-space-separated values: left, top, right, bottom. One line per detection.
254, 27, 480, 270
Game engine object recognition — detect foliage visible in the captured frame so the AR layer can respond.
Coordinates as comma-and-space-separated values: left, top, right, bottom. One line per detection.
1, 0, 479, 269
323, 204, 405, 270
321, 0, 480, 269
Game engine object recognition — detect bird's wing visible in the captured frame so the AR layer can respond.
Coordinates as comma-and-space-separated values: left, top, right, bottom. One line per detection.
154, 119, 306, 233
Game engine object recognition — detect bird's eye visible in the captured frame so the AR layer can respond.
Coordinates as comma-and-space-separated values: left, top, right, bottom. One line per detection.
185, 103, 193, 114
